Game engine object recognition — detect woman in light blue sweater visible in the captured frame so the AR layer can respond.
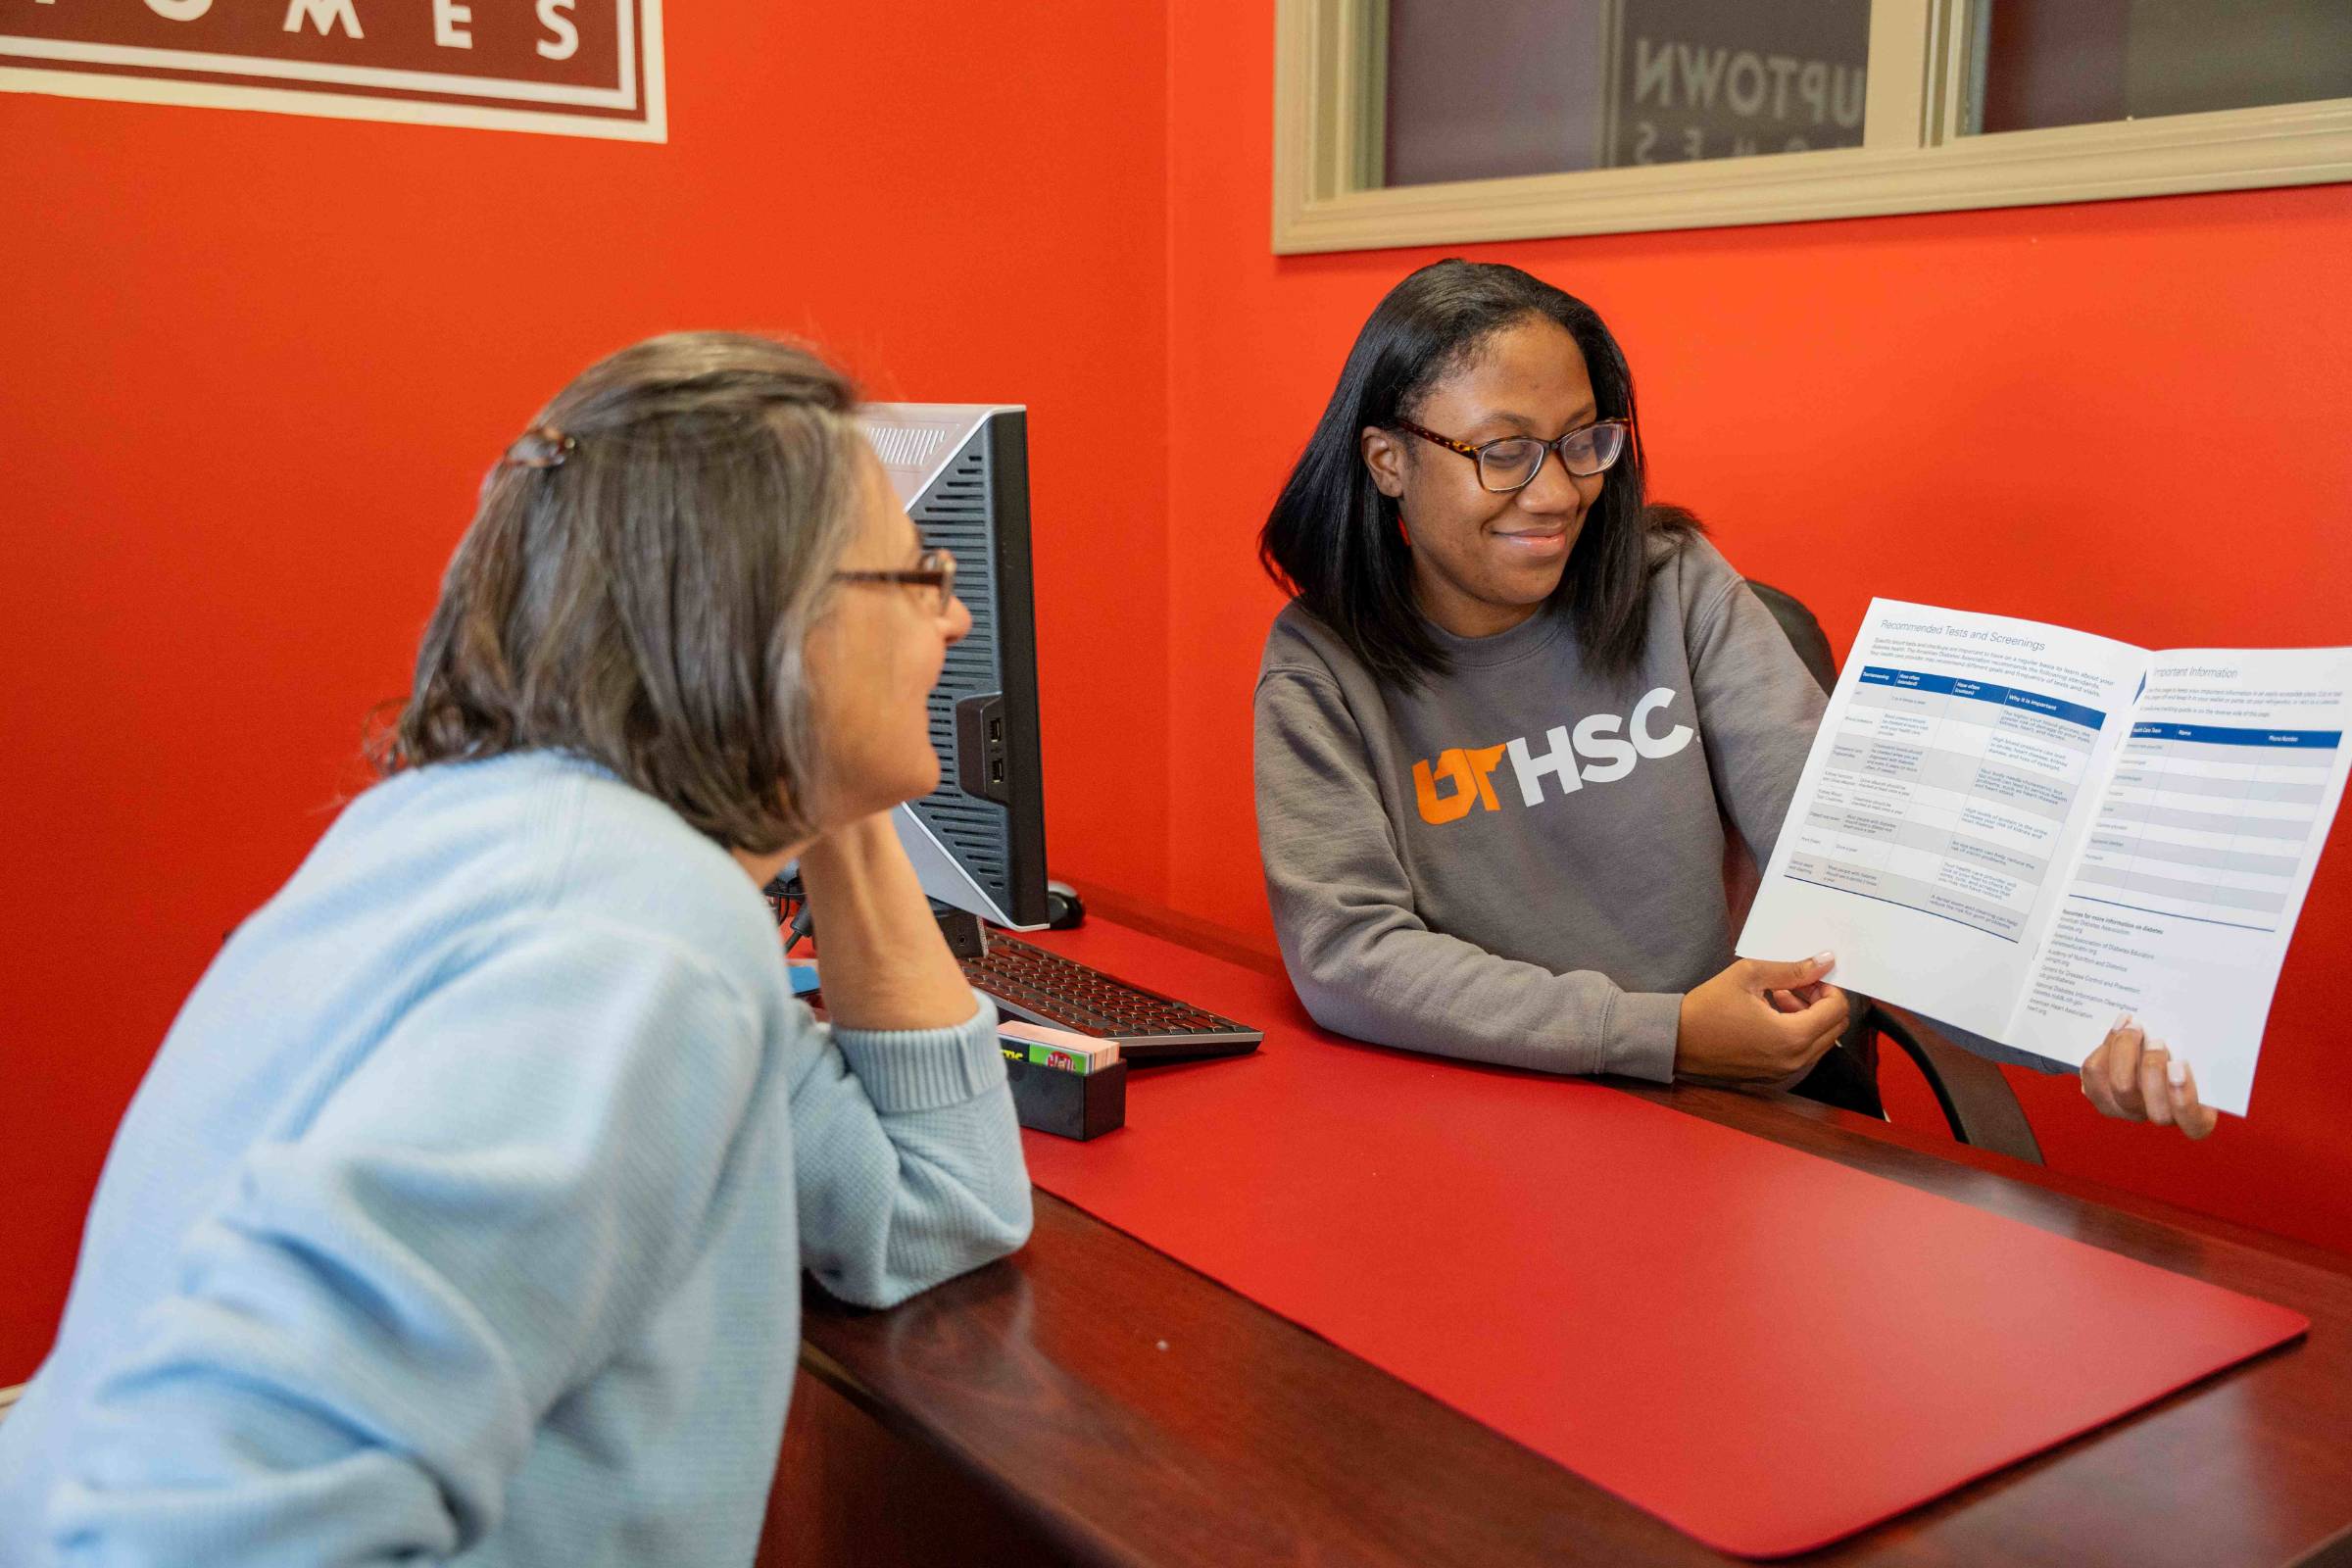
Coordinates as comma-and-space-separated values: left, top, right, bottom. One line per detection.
0, 333, 1033, 1565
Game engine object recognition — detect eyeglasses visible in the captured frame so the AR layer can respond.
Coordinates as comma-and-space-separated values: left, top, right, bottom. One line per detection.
1394, 417, 1630, 494
833, 547, 957, 616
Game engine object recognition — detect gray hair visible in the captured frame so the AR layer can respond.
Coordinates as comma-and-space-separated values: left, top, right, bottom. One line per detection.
382, 330, 865, 852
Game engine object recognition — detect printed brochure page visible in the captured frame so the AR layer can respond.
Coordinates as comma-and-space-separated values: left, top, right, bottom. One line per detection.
1740, 600, 2351, 1116
2005, 648, 2352, 1115
1740, 600, 2145, 1042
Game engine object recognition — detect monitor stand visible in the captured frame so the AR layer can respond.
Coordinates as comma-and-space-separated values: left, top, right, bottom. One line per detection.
894, 805, 1041, 933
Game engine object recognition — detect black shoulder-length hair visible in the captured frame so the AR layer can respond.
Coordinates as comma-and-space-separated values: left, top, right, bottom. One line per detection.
1258, 259, 1690, 688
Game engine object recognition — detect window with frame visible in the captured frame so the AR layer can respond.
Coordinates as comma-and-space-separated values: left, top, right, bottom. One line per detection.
1273, 0, 2352, 252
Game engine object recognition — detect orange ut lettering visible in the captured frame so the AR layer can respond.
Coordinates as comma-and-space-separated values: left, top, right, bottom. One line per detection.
1413, 744, 1508, 824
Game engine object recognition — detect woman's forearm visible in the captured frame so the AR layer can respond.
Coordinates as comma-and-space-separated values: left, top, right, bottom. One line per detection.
795, 812, 980, 1031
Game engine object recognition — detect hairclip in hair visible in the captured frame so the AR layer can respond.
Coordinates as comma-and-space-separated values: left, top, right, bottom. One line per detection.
505, 427, 576, 469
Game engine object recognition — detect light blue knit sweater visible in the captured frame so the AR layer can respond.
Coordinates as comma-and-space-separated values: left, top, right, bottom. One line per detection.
0, 752, 1033, 1566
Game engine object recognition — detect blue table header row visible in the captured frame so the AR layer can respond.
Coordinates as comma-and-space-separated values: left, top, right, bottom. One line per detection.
2129, 722, 2343, 749
1857, 666, 2107, 731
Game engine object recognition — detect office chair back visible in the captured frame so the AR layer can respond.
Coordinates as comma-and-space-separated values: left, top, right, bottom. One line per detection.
1747, 579, 1839, 692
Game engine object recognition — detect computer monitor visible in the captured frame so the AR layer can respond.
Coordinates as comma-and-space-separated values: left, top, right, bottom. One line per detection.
858, 404, 1051, 932
853, 404, 1262, 1065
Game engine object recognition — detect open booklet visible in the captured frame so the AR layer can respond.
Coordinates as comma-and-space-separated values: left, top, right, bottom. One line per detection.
1737, 600, 2352, 1116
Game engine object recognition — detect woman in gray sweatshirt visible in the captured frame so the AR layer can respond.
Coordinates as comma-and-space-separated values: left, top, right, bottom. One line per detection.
1252, 260, 2214, 1139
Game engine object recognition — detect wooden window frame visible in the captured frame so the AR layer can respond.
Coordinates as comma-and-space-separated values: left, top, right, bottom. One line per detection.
1272, 0, 2352, 254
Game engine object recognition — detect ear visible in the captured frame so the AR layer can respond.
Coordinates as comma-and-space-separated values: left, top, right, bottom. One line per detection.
1360, 425, 1408, 499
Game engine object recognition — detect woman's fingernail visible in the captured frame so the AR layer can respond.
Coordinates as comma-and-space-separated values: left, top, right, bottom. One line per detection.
2167, 1057, 2186, 1089
1814, 951, 1835, 965
2113, 1010, 2133, 1032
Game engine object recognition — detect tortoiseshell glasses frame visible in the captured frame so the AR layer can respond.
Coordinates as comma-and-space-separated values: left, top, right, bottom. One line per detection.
1393, 417, 1631, 494
833, 547, 957, 616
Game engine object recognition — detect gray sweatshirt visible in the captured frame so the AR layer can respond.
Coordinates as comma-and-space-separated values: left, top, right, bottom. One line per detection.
1256, 532, 2067, 1082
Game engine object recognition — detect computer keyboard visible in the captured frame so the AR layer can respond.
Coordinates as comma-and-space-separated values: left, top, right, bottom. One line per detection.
962, 934, 1263, 1062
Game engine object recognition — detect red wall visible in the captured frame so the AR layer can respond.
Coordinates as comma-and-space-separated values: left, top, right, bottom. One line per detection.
6, 0, 2349, 1387
0, 2, 1171, 1381
1161, 0, 2352, 1257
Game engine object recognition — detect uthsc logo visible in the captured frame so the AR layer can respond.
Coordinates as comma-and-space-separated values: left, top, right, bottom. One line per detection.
1412, 687, 1695, 825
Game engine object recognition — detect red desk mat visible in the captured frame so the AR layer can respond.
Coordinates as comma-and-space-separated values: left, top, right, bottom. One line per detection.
1012, 920, 2309, 1559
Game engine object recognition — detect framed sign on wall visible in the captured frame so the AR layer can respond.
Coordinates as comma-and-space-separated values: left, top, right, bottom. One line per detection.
1, 0, 664, 141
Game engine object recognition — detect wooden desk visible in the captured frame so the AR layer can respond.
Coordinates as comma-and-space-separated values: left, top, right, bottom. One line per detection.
761, 919, 2352, 1568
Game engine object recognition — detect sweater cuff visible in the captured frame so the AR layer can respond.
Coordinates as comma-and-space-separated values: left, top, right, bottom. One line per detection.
1602, 991, 1682, 1083
831, 994, 1006, 1113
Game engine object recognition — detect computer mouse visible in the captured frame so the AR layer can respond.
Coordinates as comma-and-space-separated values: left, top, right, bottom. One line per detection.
1045, 879, 1086, 930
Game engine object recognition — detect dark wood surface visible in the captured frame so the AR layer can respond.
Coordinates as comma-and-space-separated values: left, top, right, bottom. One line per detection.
767, 910, 2352, 1568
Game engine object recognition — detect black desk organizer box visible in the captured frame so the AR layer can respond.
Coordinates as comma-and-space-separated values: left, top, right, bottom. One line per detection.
1004, 1054, 1126, 1141
805, 975, 1126, 1141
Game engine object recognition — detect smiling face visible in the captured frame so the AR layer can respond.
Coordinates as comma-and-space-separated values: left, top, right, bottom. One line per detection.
801, 450, 973, 829
1360, 313, 1606, 640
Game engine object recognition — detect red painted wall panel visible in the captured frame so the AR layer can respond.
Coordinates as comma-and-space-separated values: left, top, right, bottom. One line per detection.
1162, 0, 2352, 1258
0, 2, 1171, 1381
